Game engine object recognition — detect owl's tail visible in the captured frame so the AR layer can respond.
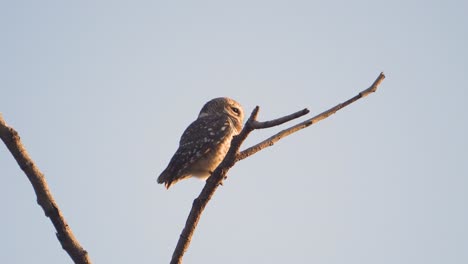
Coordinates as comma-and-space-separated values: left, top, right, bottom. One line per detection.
157, 169, 174, 189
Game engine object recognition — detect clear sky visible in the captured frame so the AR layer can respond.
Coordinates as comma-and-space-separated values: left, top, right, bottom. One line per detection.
1, 0, 467, 263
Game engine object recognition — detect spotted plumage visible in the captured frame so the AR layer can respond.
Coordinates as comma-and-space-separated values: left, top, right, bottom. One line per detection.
157, 97, 244, 189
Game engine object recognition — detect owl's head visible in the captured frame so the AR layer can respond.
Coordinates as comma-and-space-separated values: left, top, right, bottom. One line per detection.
198, 97, 244, 132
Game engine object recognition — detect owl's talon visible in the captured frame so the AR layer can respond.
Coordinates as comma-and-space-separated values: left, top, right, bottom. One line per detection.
218, 175, 228, 186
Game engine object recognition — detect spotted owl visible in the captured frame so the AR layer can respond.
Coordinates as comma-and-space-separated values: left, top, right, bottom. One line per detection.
157, 97, 244, 189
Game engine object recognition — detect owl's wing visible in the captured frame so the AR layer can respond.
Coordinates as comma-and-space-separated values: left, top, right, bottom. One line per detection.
157, 115, 234, 188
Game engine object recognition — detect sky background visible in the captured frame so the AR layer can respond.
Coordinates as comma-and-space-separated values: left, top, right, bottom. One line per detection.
1, 0, 467, 263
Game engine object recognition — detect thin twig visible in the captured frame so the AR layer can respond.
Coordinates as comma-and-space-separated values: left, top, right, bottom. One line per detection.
170, 72, 385, 263
0, 114, 91, 264
251, 108, 309, 129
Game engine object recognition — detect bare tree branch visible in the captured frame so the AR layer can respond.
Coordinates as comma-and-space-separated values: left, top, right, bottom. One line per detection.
0, 114, 92, 264
170, 72, 386, 264
237, 72, 386, 161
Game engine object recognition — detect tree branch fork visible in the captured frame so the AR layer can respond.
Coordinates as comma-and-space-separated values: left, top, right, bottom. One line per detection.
170, 72, 385, 264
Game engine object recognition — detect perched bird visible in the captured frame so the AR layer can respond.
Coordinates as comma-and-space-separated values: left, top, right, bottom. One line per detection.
157, 97, 244, 189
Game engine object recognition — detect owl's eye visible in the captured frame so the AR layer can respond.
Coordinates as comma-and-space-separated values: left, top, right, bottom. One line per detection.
231, 107, 240, 115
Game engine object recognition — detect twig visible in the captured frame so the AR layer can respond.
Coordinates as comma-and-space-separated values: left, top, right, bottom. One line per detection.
0, 114, 92, 264
251, 108, 310, 129
170, 72, 386, 263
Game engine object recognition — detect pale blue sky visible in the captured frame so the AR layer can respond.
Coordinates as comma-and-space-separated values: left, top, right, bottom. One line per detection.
1, 1, 467, 263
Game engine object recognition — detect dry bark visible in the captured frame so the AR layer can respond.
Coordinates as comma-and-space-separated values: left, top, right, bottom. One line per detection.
0, 115, 92, 264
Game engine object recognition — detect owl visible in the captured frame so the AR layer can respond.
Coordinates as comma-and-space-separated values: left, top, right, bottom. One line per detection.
157, 97, 244, 189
